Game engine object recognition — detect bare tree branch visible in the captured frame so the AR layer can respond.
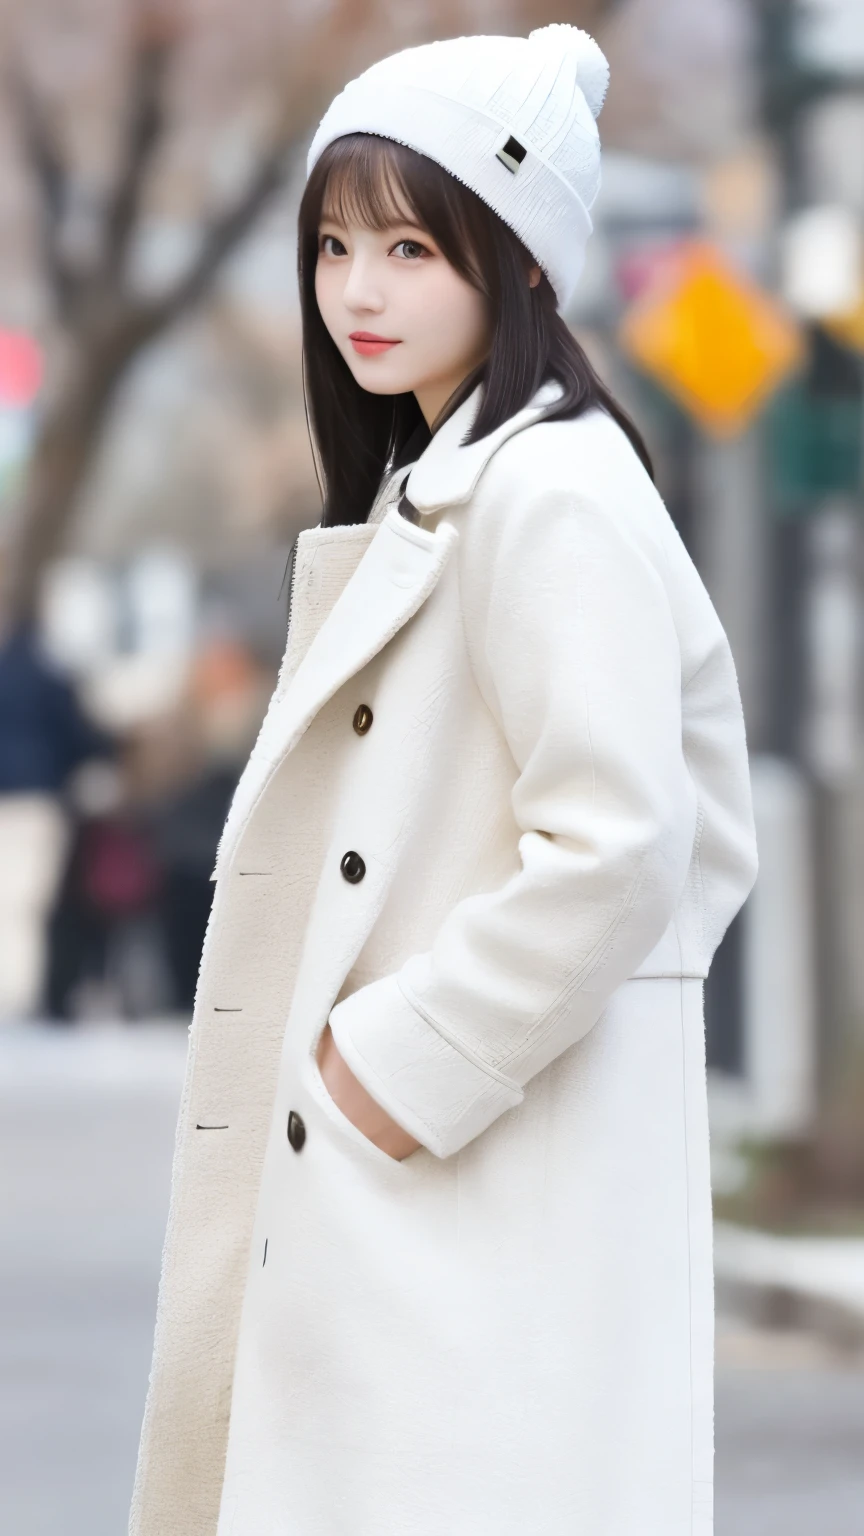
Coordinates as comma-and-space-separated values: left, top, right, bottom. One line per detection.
149, 134, 292, 328
10, 72, 79, 321
100, 31, 173, 288
100, 43, 170, 283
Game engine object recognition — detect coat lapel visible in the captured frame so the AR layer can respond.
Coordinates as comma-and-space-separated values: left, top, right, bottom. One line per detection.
215, 507, 458, 877
215, 376, 562, 876
405, 377, 564, 515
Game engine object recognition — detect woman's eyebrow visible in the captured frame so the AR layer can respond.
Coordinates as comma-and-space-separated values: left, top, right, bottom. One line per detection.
317, 215, 431, 238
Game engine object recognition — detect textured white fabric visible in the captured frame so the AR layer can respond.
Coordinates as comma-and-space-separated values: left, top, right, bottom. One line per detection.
306, 25, 609, 308
219, 978, 715, 1536
130, 382, 758, 1535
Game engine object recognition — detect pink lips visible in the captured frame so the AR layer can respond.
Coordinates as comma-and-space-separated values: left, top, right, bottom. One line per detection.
350, 331, 401, 356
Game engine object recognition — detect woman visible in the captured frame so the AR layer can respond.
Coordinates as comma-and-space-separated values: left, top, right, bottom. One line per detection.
131, 25, 758, 1536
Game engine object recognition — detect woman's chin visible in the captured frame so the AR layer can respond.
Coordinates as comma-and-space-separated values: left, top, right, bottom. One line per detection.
346, 359, 420, 397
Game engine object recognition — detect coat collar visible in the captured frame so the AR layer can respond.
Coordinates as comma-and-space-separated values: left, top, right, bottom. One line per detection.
405, 377, 564, 515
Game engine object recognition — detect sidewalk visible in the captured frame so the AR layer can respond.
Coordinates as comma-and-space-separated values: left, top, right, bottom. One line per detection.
0, 1019, 185, 1536
715, 1221, 864, 1351
0, 1015, 189, 1091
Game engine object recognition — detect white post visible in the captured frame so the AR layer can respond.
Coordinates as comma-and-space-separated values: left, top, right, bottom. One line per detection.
743, 753, 817, 1136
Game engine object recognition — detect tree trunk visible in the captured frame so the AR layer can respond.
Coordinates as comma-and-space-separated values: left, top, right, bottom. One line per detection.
5, 311, 163, 626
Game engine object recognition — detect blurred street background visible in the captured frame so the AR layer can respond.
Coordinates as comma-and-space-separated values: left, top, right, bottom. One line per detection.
1, 0, 863, 1530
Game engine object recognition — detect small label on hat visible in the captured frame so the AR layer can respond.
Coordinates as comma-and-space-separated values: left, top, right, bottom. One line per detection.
495, 135, 527, 174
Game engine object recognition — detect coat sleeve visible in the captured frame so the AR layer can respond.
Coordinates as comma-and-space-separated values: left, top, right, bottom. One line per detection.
327, 483, 699, 1157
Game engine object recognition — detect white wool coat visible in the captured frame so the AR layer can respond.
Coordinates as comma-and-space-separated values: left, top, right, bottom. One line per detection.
130, 380, 758, 1536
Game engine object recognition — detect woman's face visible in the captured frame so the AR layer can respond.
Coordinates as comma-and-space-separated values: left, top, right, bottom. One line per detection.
314, 193, 493, 427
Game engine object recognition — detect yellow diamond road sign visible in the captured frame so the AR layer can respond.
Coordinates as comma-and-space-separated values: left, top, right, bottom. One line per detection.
618, 240, 806, 437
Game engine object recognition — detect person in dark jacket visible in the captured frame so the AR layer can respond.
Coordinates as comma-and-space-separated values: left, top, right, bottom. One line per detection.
0, 622, 113, 1019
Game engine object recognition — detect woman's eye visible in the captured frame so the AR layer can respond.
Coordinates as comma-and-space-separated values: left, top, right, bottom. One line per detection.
392, 239, 428, 260
320, 234, 347, 256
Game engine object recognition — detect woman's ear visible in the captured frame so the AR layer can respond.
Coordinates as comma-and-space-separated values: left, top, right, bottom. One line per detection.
528, 264, 542, 289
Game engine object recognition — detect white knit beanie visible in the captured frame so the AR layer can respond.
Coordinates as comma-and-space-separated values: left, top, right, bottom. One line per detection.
306, 25, 609, 311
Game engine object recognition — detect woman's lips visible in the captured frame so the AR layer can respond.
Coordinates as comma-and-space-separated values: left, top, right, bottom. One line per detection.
349, 332, 401, 356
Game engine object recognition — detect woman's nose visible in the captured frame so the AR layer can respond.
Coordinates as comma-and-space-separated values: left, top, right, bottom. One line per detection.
342, 258, 385, 313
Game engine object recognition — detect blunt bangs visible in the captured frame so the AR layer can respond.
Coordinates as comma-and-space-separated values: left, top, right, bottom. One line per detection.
318, 136, 422, 235
310, 135, 489, 295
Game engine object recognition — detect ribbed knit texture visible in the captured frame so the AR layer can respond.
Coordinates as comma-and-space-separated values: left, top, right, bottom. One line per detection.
306, 26, 609, 309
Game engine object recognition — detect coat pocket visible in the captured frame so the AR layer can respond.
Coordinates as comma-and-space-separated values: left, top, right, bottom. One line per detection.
300, 1022, 414, 1174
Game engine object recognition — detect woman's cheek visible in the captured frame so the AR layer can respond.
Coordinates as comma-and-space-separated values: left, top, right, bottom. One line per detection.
314, 270, 340, 340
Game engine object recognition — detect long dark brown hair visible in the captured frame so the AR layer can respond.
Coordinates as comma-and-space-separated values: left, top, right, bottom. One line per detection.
297, 133, 653, 527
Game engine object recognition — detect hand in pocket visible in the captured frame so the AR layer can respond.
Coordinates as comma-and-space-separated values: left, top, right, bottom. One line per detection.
315, 1023, 423, 1161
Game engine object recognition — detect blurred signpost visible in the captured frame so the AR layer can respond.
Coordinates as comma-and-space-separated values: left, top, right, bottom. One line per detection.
0, 330, 41, 405
616, 232, 809, 742
617, 237, 806, 436
0, 329, 41, 503
751, 0, 864, 1194
826, 294, 864, 354
618, 235, 811, 1103
768, 358, 863, 509
774, 203, 864, 508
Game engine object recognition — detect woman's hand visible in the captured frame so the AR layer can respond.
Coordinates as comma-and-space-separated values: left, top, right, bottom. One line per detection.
316, 1023, 423, 1161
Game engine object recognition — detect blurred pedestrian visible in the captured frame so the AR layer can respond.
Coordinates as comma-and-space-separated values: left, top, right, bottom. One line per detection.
150, 638, 266, 1010
45, 757, 165, 1023
0, 620, 112, 1021
133, 24, 759, 1536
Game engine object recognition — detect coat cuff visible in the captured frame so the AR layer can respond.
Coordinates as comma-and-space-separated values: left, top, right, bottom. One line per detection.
327, 975, 524, 1159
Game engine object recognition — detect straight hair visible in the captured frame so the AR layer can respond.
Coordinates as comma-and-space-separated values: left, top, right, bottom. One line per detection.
297, 134, 654, 527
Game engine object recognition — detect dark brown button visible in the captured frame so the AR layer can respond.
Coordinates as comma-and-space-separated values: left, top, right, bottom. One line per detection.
353, 704, 373, 736
287, 1110, 306, 1152
340, 850, 366, 884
